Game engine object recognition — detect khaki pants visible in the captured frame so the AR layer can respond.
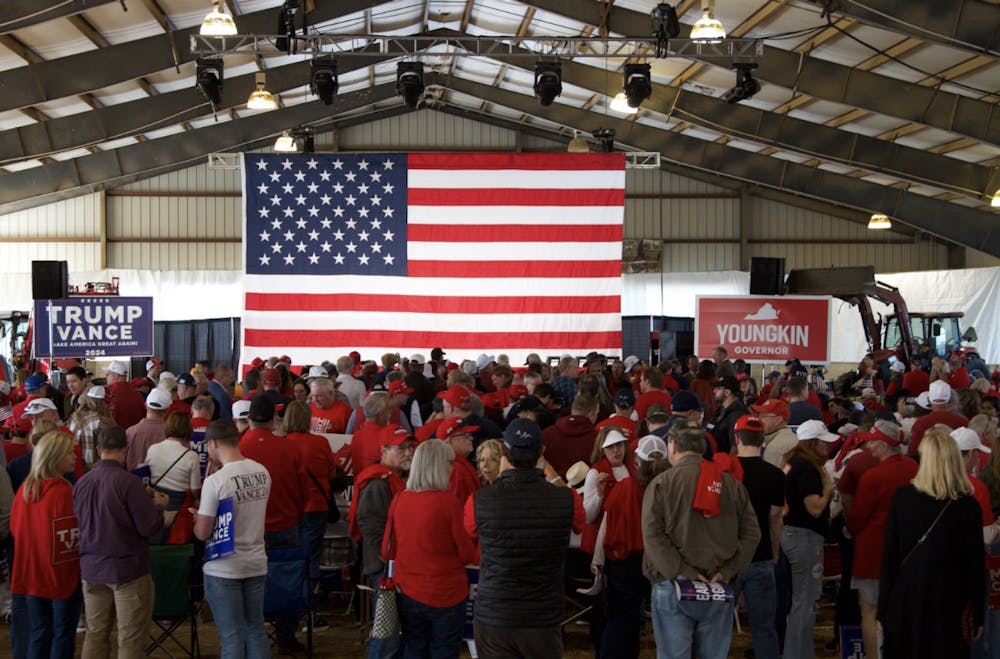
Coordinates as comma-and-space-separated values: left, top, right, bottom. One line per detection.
81, 574, 155, 659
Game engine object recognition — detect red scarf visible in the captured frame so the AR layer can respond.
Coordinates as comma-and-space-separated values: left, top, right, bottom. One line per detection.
834, 429, 864, 470
348, 464, 406, 541
581, 457, 635, 554
692, 460, 725, 518
712, 452, 743, 482
603, 477, 644, 561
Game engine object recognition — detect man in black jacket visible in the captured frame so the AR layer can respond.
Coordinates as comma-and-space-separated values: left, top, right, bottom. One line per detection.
708, 376, 748, 454
464, 419, 584, 658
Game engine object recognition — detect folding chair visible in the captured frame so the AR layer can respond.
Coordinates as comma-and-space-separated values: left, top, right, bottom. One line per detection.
318, 521, 357, 613
264, 545, 313, 657
146, 544, 200, 658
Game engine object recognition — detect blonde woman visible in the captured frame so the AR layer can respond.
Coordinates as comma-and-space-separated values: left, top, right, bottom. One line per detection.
476, 439, 503, 485
10, 430, 81, 658
69, 386, 114, 469
879, 429, 985, 659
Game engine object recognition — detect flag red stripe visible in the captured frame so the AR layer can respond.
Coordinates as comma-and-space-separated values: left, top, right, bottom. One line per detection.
407, 188, 624, 206
245, 293, 622, 314
406, 260, 621, 278
406, 224, 622, 242
408, 152, 626, 170
245, 329, 623, 350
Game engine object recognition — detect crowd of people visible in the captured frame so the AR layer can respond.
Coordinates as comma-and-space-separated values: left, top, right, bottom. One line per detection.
0, 345, 998, 659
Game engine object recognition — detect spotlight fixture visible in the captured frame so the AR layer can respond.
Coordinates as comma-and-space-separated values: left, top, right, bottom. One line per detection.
274, 130, 297, 153
992, 189, 1000, 208
276, 0, 300, 53
868, 213, 892, 230
534, 62, 562, 107
651, 3, 680, 57
310, 56, 338, 105
593, 128, 616, 152
567, 130, 590, 153
691, 0, 726, 43
246, 72, 277, 110
722, 63, 760, 104
200, 0, 237, 36
623, 63, 652, 108
609, 93, 635, 114
195, 58, 224, 106
396, 62, 425, 108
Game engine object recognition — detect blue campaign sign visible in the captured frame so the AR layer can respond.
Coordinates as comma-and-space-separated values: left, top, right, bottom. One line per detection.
840, 625, 867, 659
32, 296, 153, 358
204, 497, 236, 562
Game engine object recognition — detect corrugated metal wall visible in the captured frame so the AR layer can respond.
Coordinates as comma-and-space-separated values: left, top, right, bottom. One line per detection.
0, 110, 954, 274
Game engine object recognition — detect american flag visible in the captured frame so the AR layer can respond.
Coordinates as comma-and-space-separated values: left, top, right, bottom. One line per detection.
0, 404, 11, 422
241, 152, 625, 366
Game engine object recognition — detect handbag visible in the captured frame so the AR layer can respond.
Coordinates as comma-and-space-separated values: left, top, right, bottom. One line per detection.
306, 468, 342, 523
370, 506, 401, 642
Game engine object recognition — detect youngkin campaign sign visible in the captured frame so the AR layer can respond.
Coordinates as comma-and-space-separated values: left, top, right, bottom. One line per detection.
33, 297, 154, 358
695, 295, 832, 364
240, 152, 625, 366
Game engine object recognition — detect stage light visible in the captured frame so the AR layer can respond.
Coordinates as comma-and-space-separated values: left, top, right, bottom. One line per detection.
246, 72, 277, 110
722, 63, 760, 104
195, 58, 223, 106
200, 1, 237, 36
310, 57, 338, 105
691, 0, 726, 43
274, 130, 297, 153
868, 213, 892, 230
534, 62, 562, 106
623, 63, 652, 108
396, 62, 425, 108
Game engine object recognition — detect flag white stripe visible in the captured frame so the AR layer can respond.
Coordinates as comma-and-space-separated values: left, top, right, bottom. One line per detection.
243, 274, 623, 296
241, 346, 625, 367
408, 170, 626, 189
407, 242, 619, 260
244, 311, 623, 333
406, 206, 622, 225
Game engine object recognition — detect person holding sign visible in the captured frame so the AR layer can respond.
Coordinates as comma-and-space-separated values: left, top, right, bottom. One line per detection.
194, 419, 271, 659
10, 430, 81, 659
74, 422, 169, 659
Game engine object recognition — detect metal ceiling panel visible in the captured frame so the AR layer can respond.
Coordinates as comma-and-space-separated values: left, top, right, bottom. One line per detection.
0, 0, 116, 34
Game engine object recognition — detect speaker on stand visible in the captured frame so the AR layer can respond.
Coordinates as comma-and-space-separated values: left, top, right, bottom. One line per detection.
749, 257, 785, 295
31, 261, 69, 300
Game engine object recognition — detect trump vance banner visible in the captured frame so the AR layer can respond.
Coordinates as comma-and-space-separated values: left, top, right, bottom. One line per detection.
240, 152, 625, 366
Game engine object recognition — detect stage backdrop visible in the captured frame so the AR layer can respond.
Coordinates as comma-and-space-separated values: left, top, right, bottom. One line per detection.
239, 152, 625, 368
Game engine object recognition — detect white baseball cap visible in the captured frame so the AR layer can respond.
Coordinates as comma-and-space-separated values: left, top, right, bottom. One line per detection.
158, 371, 177, 383
106, 361, 128, 376
601, 429, 628, 449
636, 435, 668, 461
929, 380, 952, 404
890, 361, 905, 373
410, 353, 426, 365
307, 365, 328, 380
796, 419, 839, 443
623, 355, 640, 372
87, 385, 106, 400
232, 399, 252, 419
145, 388, 172, 411
23, 398, 58, 416
951, 427, 991, 454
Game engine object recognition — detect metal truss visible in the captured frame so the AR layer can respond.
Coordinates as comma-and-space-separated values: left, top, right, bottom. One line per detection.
190, 34, 762, 61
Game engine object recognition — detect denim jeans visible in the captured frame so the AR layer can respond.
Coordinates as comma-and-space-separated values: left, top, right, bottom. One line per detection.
781, 525, 824, 659
735, 561, 780, 659
11, 593, 29, 659
204, 574, 269, 659
265, 524, 303, 646
368, 572, 403, 659
16, 586, 83, 659
397, 591, 465, 659
987, 608, 1000, 659
650, 579, 734, 659
300, 511, 327, 584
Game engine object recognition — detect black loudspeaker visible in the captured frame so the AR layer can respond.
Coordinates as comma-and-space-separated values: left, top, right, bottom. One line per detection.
31, 261, 69, 300
749, 257, 785, 295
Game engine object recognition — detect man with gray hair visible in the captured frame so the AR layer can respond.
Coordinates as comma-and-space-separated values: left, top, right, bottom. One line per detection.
310, 377, 352, 434
350, 392, 392, 474
551, 356, 580, 409
336, 356, 366, 410
845, 420, 918, 659
642, 424, 760, 659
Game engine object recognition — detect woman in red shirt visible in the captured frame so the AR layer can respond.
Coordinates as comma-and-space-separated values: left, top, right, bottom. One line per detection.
383, 439, 476, 659
10, 430, 81, 659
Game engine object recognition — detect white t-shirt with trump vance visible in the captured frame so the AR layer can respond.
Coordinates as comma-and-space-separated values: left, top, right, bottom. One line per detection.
198, 458, 271, 579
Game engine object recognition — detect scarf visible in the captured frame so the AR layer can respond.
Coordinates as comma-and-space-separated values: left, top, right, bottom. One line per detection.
347, 463, 405, 541
603, 477, 645, 561
712, 452, 743, 482
581, 457, 635, 554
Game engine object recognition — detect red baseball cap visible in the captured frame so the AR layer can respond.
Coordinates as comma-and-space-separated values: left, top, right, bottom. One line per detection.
388, 380, 414, 397
751, 399, 791, 421
382, 424, 414, 447
734, 414, 765, 432
349, 351, 361, 363
262, 368, 281, 387
437, 385, 472, 411
437, 417, 481, 440
250, 357, 265, 368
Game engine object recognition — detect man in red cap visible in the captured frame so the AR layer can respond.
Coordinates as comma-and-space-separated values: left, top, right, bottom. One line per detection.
437, 418, 481, 504
734, 414, 785, 659
256, 367, 291, 410
348, 424, 414, 659
751, 399, 796, 469
437, 384, 501, 448
845, 420, 918, 658
388, 379, 420, 435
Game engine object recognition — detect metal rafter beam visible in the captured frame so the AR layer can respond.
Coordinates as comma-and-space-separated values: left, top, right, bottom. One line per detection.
440, 76, 1000, 256
829, 0, 1000, 58
524, 0, 1000, 144
0, 41, 391, 164
0, 0, 116, 34
66, 14, 109, 48
0, 0, 383, 114
0, 81, 405, 214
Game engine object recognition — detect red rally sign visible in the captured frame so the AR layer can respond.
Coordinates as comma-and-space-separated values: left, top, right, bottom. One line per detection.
695, 295, 832, 364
